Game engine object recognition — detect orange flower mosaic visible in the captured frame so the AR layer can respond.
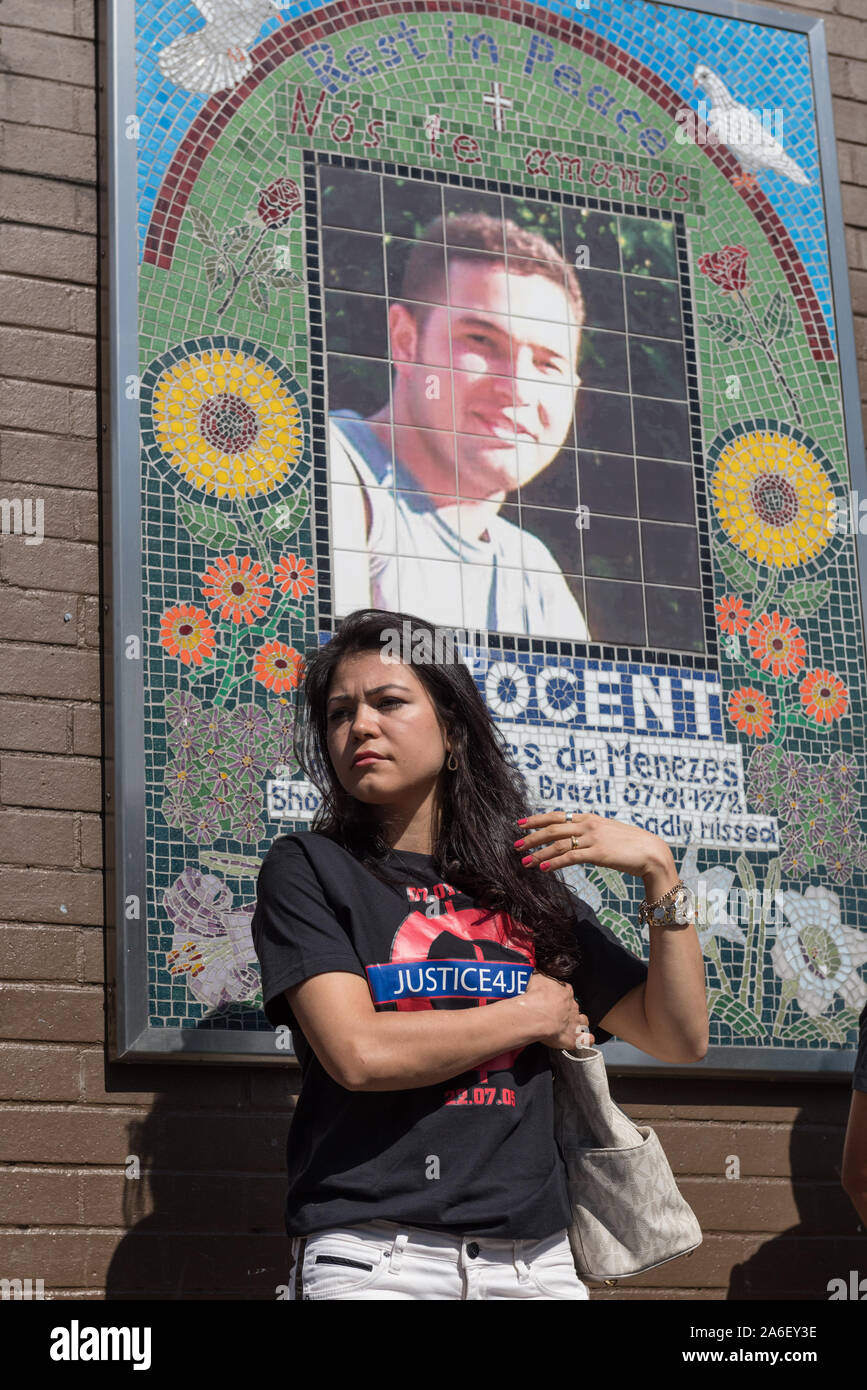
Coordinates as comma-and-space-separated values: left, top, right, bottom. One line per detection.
253, 640, 304, 693
746, 611, 806, 678
274, 553, 316, 599
799, 669, 848, 725
715, 595, 751, 635
160, 603, 216, 667
728, 686, 773, 738
200, 554, 273, 624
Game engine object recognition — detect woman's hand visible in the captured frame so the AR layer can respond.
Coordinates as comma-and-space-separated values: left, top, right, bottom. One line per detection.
513, 810, 670, 879
520, 971, 595, 1050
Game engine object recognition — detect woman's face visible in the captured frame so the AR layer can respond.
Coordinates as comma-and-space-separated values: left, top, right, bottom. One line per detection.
325, 648, 450, 809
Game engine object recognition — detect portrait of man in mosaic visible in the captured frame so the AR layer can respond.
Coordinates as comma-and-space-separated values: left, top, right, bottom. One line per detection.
322, 166, 705, 650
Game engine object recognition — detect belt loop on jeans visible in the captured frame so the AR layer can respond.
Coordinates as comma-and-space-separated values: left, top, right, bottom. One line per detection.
294, 1236, 307, 1300
513, 1240, 531, 1284
388, 1232, 410, 1273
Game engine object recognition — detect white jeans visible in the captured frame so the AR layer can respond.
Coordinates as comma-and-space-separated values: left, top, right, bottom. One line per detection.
288, 1219, 590, 1300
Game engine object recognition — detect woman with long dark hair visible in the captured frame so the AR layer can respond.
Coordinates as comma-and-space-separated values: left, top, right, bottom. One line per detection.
252, 608, 708, 1300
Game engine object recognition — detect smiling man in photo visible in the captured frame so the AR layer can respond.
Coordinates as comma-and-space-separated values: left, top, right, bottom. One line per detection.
328, 212, 590, 641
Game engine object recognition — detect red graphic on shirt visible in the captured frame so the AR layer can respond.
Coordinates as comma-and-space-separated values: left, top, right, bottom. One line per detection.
388, 899, 535, 1083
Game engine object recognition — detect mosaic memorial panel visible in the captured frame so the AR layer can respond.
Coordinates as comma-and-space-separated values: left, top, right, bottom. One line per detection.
107, 0, 867, 1068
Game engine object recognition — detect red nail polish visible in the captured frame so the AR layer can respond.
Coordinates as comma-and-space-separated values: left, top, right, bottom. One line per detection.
539, 861, 549, 871
513, 838, 525, 848
516, 818, 527, 826
521, 855, 534, 866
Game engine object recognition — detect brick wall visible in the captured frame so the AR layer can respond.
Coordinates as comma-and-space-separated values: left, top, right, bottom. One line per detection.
0, 0, 864, 1300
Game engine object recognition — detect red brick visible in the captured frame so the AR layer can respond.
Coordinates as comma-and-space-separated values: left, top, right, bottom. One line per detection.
0, 275, 95, 334
68, 388, 96, 437
846, 226, 867, 273
0, 1232, 141, 1289
0, 173, 96, 235
842, 183, 867, 231
0, 25, 94, 85
1, 753, 101, 811
0, 698, 68, 753
80, 1050, 247, 1107
0, 983, 103, 1041
0, 588, 80, 643
0, 808, 76, 865
0, 124, 96, 184
78, 1169, 142, 1227
0, 869, 103, 926
3, 0, 94, 39
0, 537, 99, 594
71, 704, 100, 755
838, 142, 867, 186
0, 1105, 139, 1164
0, 1042, 80, 1100
0, 431, 97, 490
764, 0, 837, 13
0, 377, 95, 436
648, 1119, 844, 1179
0, 644, 99, 700
0, 327, 96, 389
249, 1070, 300, 1109
247, 1172, 288, 1229
79, 813, 102, 868
124, 1113, 286, 1171
0, 224, 96, 284
831, 57, 867, 105
616, 1076, 852, 1125
821, 14, 867, 63
679, 1175, 856, 1233
0, 923, 80, 979
110, 1173, 253, 1231
83, 594, 101, 646
0, 73, 95, 134
79, 925, 103, 983
74, 493, 99, 543
0, 1167, 80, 1223
833, 96, 867, 146
0, 486, 77, 542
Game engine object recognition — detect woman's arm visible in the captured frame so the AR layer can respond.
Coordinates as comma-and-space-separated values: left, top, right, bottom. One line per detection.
514, 813, 709, 1065
285, 969, 589, 1091
599, 845, 709, 1064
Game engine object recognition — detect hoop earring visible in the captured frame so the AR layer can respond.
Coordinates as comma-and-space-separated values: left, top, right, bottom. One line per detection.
446, 751, 458, 771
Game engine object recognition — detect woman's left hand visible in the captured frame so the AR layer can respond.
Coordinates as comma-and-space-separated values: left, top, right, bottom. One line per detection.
513, 811, 669, 879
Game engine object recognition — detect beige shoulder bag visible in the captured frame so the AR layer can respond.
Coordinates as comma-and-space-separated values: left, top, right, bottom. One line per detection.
550, 1043, 703, 1282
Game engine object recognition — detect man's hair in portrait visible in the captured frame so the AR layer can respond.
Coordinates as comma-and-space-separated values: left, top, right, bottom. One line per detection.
398, 213, 585, 340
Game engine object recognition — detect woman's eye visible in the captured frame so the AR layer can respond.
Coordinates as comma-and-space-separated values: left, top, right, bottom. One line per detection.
328, 698, 403, 722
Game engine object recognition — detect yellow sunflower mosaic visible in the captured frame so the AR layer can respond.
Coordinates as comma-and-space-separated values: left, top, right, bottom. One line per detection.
145, 340, 305, 501
708, 426, 836, 569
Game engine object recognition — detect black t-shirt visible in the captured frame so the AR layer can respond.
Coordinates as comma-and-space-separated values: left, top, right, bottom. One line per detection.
854, 1000, 867, 1094
251, 830, 649, 1240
